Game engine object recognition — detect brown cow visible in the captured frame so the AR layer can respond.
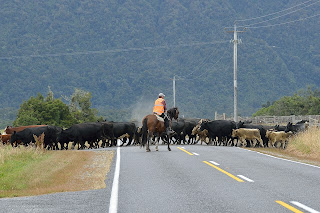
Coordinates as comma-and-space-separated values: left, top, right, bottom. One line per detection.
0, 134, 11, 145
5, 125, 47, 134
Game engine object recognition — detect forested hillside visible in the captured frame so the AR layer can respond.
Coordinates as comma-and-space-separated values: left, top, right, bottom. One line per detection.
1, 0, 320, 125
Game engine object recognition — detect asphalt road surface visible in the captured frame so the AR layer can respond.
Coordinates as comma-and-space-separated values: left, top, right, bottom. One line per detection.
1, 144, 320, 213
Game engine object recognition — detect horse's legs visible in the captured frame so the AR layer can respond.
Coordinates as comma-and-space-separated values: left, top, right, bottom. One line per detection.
167, 135, 171, 151
146, 132, 151, 152
155, 136, 159, 151
167, 142, 171, 151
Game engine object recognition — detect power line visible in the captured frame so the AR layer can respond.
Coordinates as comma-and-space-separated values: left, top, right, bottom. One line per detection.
245, 12, 320, 29
236, 0, 318, 22
179, 48, 218, 79
175, 48, 229, 81
174, 34, 229, 80
0, 40, 229, 60
239, 0, 320, 28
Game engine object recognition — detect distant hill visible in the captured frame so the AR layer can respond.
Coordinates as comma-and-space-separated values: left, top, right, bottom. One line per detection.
1, 0, 319, 122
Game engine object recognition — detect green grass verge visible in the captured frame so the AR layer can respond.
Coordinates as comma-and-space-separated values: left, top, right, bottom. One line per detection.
0, 146, 51, 195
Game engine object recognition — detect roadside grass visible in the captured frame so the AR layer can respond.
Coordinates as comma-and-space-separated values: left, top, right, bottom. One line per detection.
0, 144, 114, 198
250, 127, 320, 167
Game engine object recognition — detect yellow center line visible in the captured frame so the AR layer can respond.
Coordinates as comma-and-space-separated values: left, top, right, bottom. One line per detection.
177, 147, 194, 155
203, 161, 244, 182
276, 201, 304, 213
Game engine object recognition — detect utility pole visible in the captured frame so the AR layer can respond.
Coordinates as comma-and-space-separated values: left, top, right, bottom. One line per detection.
173, 75, 176, 107
225, 23, 246, 122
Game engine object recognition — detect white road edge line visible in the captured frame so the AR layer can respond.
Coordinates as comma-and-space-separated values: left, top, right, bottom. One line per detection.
238, 148, 320, 169
290, 201, 320, 213
192, 152, 200, 156
109, 146, 121, 213
237, 175, 254, 182
209, 161, 220, 166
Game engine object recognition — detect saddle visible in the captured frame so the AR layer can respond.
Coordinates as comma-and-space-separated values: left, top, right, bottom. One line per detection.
154, 113, 164, 122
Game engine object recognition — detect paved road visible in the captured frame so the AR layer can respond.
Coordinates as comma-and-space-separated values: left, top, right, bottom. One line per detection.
1, 145, 320, 213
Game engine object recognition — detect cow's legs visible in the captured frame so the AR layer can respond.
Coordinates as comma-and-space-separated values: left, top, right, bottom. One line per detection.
258, 139, 264, 148
252, 139, 257, 147
126, 135, 133, 146
241, 139, 247, 147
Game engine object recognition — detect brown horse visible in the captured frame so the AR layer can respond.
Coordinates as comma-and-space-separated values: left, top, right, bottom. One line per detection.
141, 107, 179, 152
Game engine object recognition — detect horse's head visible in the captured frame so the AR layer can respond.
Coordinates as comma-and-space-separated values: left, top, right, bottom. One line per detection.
167, 107, 179, 120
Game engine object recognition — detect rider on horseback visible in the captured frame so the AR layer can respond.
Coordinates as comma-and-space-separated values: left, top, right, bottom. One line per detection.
153, 93, 175, 135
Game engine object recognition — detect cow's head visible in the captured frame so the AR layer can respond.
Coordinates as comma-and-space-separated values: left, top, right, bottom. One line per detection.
168, 107, 179, 120
231, 129, 238, 138
284, 122, 293, 133
199, 120, 209, 131
236, 121, 244, 129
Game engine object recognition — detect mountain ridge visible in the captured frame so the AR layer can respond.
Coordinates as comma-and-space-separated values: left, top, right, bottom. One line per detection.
1, 0, 319, 121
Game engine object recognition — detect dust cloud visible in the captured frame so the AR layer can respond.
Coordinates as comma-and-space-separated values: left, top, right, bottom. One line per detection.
130, 98, 154, 127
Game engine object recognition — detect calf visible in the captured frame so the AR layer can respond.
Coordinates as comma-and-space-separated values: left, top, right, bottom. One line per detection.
192, 123, 209, 145
266, 130, 293, 149
237, 121, 270, 147
232, 128, 264, 147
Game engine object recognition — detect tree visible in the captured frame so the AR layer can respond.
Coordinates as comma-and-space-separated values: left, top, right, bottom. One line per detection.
13, 91, 75, 128
69, 88, 101, 123
253, 86, 320, 116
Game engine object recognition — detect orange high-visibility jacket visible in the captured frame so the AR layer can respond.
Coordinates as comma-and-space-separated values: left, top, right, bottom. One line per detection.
153, 98, 165, 115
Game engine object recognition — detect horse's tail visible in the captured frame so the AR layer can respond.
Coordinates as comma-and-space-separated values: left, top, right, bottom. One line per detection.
141, 117, 148, 147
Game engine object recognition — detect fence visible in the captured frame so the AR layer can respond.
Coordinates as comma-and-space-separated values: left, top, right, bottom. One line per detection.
214, 112, 320, 126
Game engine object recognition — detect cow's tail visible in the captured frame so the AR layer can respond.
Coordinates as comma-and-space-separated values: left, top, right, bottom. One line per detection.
141, 117, 148, 147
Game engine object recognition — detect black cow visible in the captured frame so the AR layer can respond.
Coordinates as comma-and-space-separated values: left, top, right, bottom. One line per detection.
170, 120, 185, 144
274, 124, 286, 131
103, 122, 137, 147
10, 125, 61, 149
58, 122, 114, 149
285, 120, 308, 133
200, 120, 236, 146
181, 118, 199, 144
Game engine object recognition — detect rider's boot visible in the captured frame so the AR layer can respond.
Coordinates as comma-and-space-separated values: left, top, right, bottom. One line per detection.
164, 117, 175, 136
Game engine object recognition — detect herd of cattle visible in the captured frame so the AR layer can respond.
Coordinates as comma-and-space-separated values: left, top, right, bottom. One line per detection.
0, 118, 309, 150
